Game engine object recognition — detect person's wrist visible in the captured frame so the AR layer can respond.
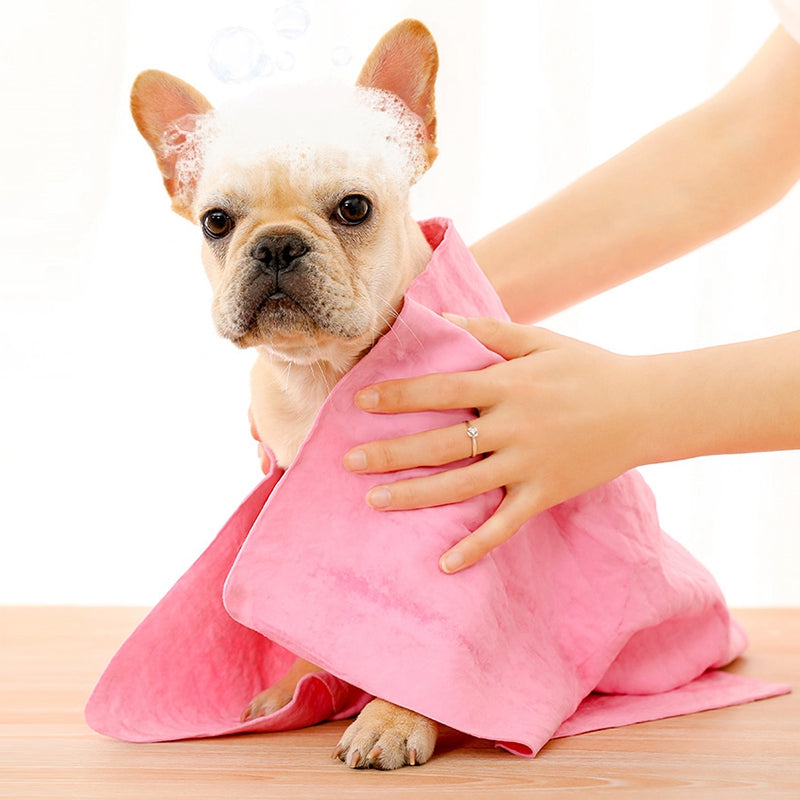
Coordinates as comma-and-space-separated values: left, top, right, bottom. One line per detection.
617, 353, 668, 471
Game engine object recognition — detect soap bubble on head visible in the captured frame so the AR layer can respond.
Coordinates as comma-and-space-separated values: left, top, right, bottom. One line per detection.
160, 85, 430, 213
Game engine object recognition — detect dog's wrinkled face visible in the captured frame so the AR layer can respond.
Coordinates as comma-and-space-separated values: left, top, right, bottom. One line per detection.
189, 92, 427, 366
200, 159, 407, 365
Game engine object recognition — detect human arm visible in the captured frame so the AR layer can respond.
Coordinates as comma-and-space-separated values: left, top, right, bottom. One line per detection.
475, 26, 800, 322
345, 317, 800, 572
336, 25, 800, 572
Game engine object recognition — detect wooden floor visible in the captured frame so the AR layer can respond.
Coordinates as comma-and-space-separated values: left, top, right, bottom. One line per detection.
1, 607, 798, 799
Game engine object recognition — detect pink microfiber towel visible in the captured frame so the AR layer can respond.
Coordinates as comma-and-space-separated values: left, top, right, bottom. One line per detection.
85, 218, 789, 755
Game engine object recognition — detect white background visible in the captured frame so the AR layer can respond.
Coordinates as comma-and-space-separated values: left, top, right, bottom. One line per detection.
1, 0, 798, 606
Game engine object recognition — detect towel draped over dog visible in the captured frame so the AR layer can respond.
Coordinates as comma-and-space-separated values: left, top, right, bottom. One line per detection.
85, 218, 789, 755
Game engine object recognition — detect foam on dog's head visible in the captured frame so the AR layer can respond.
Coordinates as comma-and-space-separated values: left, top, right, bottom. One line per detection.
160, 84, 429, 212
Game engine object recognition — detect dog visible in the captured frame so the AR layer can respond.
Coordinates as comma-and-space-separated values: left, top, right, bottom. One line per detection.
130, 20, 442, 769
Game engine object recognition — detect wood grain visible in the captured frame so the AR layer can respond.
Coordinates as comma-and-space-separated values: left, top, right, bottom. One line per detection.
1, 607, 797, 799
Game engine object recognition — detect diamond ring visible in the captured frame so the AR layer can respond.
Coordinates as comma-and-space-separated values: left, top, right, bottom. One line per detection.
465, 422, 479, 458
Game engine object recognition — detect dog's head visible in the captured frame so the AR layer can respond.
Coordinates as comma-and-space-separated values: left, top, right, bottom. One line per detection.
130, 20, 438, 369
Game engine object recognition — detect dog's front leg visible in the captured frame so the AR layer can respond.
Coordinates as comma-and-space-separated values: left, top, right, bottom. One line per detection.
240, 657, 324, 722
333, 698, 438, 769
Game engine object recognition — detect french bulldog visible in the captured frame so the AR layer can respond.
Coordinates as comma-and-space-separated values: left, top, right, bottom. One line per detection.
130, 20, 442, 769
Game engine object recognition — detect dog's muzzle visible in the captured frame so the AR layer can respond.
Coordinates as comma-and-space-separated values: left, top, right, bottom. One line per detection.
215, 231, 371, 347
214, 233, 316, 343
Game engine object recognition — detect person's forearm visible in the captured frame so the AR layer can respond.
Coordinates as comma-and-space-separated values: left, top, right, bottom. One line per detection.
632, 330, 800, 466
472, 27, 800, 323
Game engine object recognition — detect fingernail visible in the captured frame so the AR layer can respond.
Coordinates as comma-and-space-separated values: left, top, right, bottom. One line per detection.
442, 312, 467, 328
355, 388, 379, 409
367, 486, 391, 509
440, 550, 465, 573
344, 449, 367, 471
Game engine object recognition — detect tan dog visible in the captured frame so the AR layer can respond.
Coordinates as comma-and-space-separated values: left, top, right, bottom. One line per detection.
131, 20, 441, 769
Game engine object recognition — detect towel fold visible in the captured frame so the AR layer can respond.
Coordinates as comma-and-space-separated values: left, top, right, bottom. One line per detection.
85, 218, 789, 754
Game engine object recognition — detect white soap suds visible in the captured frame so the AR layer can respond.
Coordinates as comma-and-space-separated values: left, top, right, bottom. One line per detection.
160, 84, 429, 207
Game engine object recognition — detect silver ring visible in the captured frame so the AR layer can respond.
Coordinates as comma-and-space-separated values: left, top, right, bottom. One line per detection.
465, 422, 479, 458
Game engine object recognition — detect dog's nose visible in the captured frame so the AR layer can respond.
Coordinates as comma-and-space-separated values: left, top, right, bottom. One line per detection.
251, 234, 309, 274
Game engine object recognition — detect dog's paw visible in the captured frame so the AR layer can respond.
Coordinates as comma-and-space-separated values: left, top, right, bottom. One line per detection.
332, 698, 438, 770
240, 657, 322, 722
240, 685, 295, 722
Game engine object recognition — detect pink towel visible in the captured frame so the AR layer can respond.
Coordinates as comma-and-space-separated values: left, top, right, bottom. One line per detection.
85, 219, 789, 755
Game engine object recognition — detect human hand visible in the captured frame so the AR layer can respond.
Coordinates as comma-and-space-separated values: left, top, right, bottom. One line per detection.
343, 315, 649, 573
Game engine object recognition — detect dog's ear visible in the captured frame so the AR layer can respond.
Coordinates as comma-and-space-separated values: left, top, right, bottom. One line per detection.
130, 70, 213, 221
357, 19, 439, 168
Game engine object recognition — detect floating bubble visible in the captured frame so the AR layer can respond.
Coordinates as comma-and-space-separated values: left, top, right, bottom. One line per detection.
275, 50, 295, 72
260, 56, 276, 79
208, 27, 269, 84
273, 1, 310, 40
330, 45, 352, 67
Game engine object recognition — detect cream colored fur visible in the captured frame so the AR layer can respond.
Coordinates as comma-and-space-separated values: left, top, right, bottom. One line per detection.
130, 19, 441, 770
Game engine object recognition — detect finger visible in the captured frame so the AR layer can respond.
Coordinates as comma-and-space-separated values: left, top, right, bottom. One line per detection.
443, 314, 560, 360
344, 418, 490, 473
354, 369, 496, 414
438, 491, 538, 573
364, 457, 503, 512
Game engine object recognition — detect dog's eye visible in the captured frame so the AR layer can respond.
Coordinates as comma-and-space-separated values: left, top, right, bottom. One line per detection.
202, 209, 234, 239
334, 195, 371, 226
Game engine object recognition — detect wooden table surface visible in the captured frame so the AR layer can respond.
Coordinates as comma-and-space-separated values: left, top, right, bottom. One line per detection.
1, 606, 798, 799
